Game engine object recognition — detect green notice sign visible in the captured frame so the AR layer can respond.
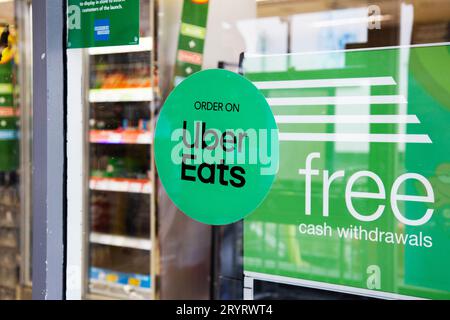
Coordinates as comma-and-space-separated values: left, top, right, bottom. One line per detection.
244, 45, 450, 299
173, 0, 210, 85
155, 69, 279, 225
67, 0, 139, 49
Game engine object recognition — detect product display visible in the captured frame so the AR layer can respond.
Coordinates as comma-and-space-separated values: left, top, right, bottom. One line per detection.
0, 173, 20, 300
86, 32, 155, 299
92, 62, 151, 89
0, 19, 24, 299
89, 102, 153, 145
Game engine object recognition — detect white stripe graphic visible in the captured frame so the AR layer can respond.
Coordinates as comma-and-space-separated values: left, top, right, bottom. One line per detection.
275, 115, 420, 124
267, 95, 407, 107
279, 133, 432, 144
268, 95, 407, 106
254, 77, 396, 89
245, 42, 450, 59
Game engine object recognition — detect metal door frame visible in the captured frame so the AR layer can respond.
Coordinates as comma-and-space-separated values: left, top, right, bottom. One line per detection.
31, 0, 66, 300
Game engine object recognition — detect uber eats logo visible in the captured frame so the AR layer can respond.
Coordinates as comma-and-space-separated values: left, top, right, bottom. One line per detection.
178, 121, 251, 188
155, 69, 279, 225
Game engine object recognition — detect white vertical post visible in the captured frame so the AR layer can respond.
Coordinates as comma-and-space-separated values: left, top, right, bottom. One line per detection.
66, 49, 86, 300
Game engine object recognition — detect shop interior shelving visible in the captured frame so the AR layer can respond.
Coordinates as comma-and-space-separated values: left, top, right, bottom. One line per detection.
86, 33, 155, 300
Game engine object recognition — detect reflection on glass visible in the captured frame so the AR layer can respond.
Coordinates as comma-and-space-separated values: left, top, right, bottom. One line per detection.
243, 44, 450, 299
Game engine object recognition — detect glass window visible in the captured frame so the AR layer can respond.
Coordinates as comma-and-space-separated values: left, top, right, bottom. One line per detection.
63, 0, 450, 301
0, 0, 33, 300
156, 0, 450, 300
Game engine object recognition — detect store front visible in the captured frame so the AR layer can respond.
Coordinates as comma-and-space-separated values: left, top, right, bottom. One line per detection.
0, 0, 448, 300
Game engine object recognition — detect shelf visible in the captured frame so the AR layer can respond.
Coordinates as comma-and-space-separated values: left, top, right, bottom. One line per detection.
89, 177, 152, 194
89, 281, 152, 300
0, 223, 19, 229
89, 267, 151, 299
88, 37, 153, 55
0, 130, 18, 141
90, 232, 152, 251
90, 130, 152, 145
0, 107, 17, 117
89, 88, 153, 103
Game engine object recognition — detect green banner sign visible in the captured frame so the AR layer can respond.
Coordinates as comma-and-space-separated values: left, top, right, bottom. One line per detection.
173, 0, 209, 86
67, 0, 139, 49
243, 44, 450, 299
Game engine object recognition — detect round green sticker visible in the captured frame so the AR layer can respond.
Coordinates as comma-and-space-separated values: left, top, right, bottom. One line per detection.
155, 69, 279, 225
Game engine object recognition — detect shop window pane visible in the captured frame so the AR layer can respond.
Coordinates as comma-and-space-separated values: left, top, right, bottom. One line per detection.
0, 0, 32, 300
156, 0, 449, 300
